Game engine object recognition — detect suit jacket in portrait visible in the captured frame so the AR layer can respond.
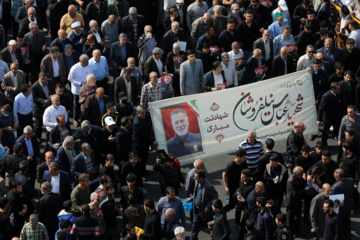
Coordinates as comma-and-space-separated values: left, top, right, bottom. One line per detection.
31, 79, 55, 116
192, 178, 218, 223
203, 70, 227, 92
271, 54, 295, 78
144, 56, 164, 81
40, 54, 67, 83
42, 170, 72, 200
253, 38, 274, 61
0, 47, 24, 70
110, 41, 134, 70
121, 15, 145, 42
114, 75, 138, 104
167, 132, 203, 158
1, 70, 26, 102
50, 38, 71, 53
180, 59, 204, 95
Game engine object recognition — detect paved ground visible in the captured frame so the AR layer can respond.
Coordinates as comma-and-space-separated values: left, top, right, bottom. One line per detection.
142, 133, 360, 240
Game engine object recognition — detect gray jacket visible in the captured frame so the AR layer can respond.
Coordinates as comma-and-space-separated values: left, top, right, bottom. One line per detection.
179, 59, 204, 95
310, 192, 327, 237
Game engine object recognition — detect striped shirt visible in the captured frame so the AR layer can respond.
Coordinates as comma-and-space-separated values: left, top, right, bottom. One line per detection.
70, 214, 100, 240
238, 139, 264, 169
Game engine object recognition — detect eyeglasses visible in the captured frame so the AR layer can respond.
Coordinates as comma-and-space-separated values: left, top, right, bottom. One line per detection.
308, 51, 314, 53
234, 8, 240, 11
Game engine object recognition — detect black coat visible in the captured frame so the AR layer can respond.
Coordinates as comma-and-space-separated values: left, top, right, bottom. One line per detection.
338, 79, 357, 114
42, 170, 72, 201
85, 1, 107, 24
256, 151, 284, 182
340, 47, 360, 73
3, 154, 26, 181
110, 41, 134, 69
0, 0, 11, 30
132, 114, 153, 147
286, 130, 306, 159
116, 127, 132, 163
72, 125, 103, 159
323, 212, 339, 240
31, 80, 55, 116
212, 210, 231, 240
243, 56, 265, 85
203, 70, 227, 92
285, 174, 306, 209
114, 75, 138, 104
253, 38, 273, 61
121, 15, 145, 42
19, 17, 43, 35
120, 161, 144, 188
307, 160, 339, 186
271, 54, 295, 78
144, 56, 164, 81
37, 192, 63, 231
331, 177, 355, 214
50, 38, 71, 53
317, 90, 342, 123
141, 211, 162, 240
0, 47, 24, 70
310, 67, 328, 102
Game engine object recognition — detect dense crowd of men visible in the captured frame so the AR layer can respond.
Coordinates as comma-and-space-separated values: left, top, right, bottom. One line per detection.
0, 0, 360, 239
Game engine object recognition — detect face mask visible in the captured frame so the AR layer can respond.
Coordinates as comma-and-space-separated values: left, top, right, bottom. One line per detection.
2, 113, 8, 117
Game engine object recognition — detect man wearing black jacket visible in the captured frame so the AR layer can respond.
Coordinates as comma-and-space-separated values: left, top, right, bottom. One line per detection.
286, 122, 306, 168
307, 150, 339, 186
210, 199, 231, 240
138, 199, 162, 240
271, 46, 295, 78
323, 199, 339, 240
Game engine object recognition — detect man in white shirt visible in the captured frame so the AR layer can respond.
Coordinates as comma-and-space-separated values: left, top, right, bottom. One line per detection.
297, 45, 316, 70
228, 41, 245, 82
346, 20, 360, 48
221, 52, 238, 87
68, 54, 93, 126
43, 94, 68, 133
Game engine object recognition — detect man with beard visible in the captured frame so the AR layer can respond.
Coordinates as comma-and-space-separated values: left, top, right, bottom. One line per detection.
297, 45, 315, 71
167, 108, 203, 158
197, 42, 217, 74
323, 199, 339, 240
310, 183, 331, 238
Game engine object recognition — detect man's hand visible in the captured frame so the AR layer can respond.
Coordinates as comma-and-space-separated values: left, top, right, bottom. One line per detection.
315, 100, 319, 106
136, 231, 141, 239
54, 143, 61, 149
317, 121, 322, 127
78, 0, 84, 6
185, 198, 191, 201
42, 45, 47, 51
108, 135, 116, 142
156, 157, 161, 165
180, 92, 185, 96
27, 156, 33, 161
211, 87, 217, 91
5, 126, 13, 131
305, 186, 312, 191
12, 87, 18, 92
4, 146, 10, 152
80, 37, 86, 44
204, 207, 209, 213
225, 186, 229, 194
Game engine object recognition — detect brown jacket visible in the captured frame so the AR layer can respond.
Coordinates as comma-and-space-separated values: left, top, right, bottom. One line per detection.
1, 70, 26, 101
40, 54, 67, 83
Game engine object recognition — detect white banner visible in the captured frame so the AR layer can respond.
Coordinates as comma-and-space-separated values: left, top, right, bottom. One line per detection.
149, 70, 318, 165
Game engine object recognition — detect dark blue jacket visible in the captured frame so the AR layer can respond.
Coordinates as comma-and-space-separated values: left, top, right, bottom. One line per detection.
56, 145, 80, 174
317, 90, 342, 123
42, 170, 72, 200
246, 189, 270, 222
257, 207, 273, 240
166, 132, 203, 158
16, 135, 40, 159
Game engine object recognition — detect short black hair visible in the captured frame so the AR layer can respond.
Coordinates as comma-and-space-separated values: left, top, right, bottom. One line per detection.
301, 145, 311, 152
212, 61, 221, 70
315, 141, 325, 150
276, 213, 286, 223
144, 199, 155, 209
313, 58, 322, 65
126, 173, 137, 182
269, 153, 279, 161
0, 197, 9, 208
342, 141, 353, 152
321, 150, 331, 158
227, 19, 235, 24
186, 49, 196, 56
264, 138, 274, 150
60, 219, 71, 229
106, 102, 115, 109
256, 196, 267, 207
126, 223, 135, 231
13, 143, 23, 154
237, 148, 247, 157
245, 219, 255, 231
81, 204, 90, 214
345, 128, 355, 136
11, 180, 22, 189
105, 182, 115, 191
241, 168, 251, 178
20, 84, 31, 94
63, 200, 72, 212
195, 170, 206, 179
212, 199, 223, 210
324, 199, 334, 208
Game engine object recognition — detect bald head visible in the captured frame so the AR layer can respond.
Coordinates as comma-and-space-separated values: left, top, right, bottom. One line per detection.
194, 159, 205, 170
255, 181, 265, 195
96, 87, 104, 99
10, 63, 18, 71
293, 166, 304, 177
280, 47, 288, 58
294, 122, 305, 134
334, 168, 345, 179
203, 13, 211, 23
44, 151, 54, 164
41, 182, 52, 193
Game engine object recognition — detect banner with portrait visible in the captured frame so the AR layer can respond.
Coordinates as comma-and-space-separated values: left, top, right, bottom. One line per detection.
149, 70, 318, 165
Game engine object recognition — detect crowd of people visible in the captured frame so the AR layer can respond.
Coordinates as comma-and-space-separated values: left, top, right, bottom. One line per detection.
0, 0, 360, 239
